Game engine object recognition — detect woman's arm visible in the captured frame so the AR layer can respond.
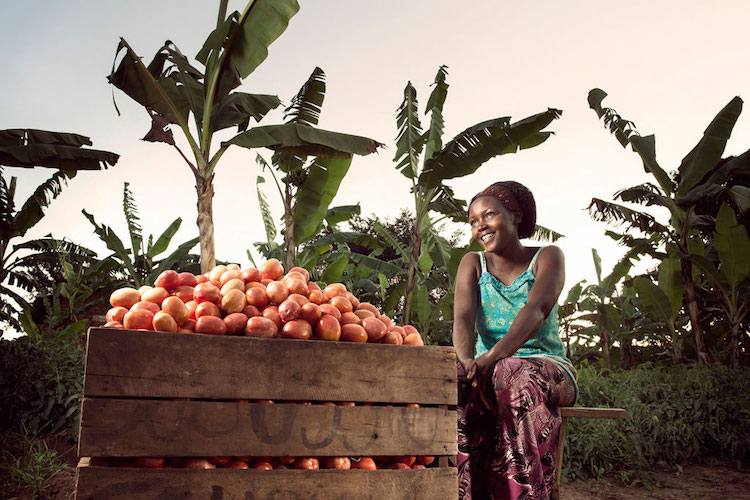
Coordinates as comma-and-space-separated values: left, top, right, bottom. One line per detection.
482, 246, 566, 365
452, 252, 481, 370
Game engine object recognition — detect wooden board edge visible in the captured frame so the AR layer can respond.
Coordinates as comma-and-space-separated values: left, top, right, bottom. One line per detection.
560, 407, 627, 419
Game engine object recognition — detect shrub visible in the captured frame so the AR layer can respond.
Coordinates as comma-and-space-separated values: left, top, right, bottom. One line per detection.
0, 337, 84, 437
565, 363, 750, 482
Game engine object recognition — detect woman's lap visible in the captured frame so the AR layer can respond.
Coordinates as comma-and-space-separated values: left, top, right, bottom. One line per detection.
458, 357, 576, 500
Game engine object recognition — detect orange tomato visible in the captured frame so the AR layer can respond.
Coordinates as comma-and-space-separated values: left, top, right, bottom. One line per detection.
219, 270, 244, 286
316, 315, 341, 341
221, 460, 249, 469
103, 321, 124, 328
382, 331, 403, 345
345, 292, 360, 309
323, 283, 347, 301
340, 312, 361, 326
262, 306, 282, 327
260, 258, 284, 280
412, 464, 426, 469
392, 456, 417, 466
265, 281, 289, 305
131, 301, 160, 315
172, 285, 194, 303
308, 289, 326, 305
356, 302, 380, 316
185, 300, 198, 320
388, 462, 411, 469
182, 458, 215, 469
319, 304, 341, 321
323, 457, 351, 469
353, 309, 375, 321
404, 333, 425, 346
279, 299, 301, 322
251, 462, 273, 470
142, 287, 169, 305
161, 296, 189, 325
416, 455, 435, 466
134, 457, 166, 468
153, 311, 178, 332
245, 287, 269, 309
288, 293, 309, 306
194, 283, 220, 304
341, 324, 368, 343
221, 288, 246, 314
300, 303, 322, 324
242, 304, 261, 318
195, 301, 221, 319
285, 278, 308, 296
378, 315, 393, 328
329, 295, 353, 314
109, 288, 141, 309
242, 268, 262, 283
307, 281, 321, 293
289, 267, 310, 281
220, 278, 245, 296
195, 275, 210, 285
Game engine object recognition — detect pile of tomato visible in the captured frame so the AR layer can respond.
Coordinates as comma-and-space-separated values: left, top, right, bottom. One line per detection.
104, 258, 424, 346
102, 454, 435, 470
102, 259, 433, 470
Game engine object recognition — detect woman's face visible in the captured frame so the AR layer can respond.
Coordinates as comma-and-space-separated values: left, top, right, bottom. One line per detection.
468, 196, 521, 251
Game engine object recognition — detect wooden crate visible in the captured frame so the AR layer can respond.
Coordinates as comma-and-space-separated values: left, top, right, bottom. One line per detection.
76, 328, 458, 499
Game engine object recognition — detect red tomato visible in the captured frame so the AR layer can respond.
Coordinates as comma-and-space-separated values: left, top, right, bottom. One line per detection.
282, 320, 312, 340
300, 303, 322, 324
411, 464, 426, 469
131, 301, 160, 315
308, 290, 325, 305
319, 304, 341, 321
278, 299, 301, 322
382, 331, 403, 345
195, 316, 227, 335
223, 312, 249, 335
356, 303, 380, 316
244, 317, 278, 338
172, 285, 194, 303
251, 462, 273, 470
208, 456, 231, 466
242, 268, 262, 283
362, 317, 387, 342
262, 306, 282, 327
209, 265, 228, 282
103, 321, 124, 329
154, 270, 180, 290
345, 292, 360, 309
340, 312, 361, 326
134, 457, 165, 468
106, 306, 128, 324
123, 309, 154, 330
276, 456, 296, 465
195, 301, 221, 319
181, 319, 196, 332
293, 457, 319, 470
416, 456, 435, 466
392, 456, 416, 466
353, 309, 375, 321
404, 333, 425, 346
221, 289, 246, 314
351, 457, 376, 470
242, 304, 261, 318
182, 458, 215, 469
288, 293, 309, 307
388, 325, 406, 340
245, 287, 269, 309
285, 278, 308, 296
323, 457, 351, 469
185, 300, 198, 320
388, 462, 411, 469
178, 272, 197, 287
194, 283, 220, 304
219, 270, 244, 286
307, 282, 322, 293
221, 460, 249, 469
288, 267, 310, 281
378, 315, 393, 328
329, 294, 353, 314
194, 275, 210, 285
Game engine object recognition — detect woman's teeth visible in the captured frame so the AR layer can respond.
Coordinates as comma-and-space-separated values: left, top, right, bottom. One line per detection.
481, 233, 494, 242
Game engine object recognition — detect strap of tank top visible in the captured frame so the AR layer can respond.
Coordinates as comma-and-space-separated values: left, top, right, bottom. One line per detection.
479, 252, 487, 274
528, 247, 545, 273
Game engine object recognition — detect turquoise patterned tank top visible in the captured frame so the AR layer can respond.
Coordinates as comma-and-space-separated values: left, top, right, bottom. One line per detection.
475, 249, 577, 391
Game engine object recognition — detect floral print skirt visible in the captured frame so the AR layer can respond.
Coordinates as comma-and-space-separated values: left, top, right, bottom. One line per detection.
457, 357, 576, 500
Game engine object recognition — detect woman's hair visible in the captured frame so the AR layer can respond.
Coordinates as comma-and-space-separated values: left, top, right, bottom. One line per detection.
469, 181, 537, 239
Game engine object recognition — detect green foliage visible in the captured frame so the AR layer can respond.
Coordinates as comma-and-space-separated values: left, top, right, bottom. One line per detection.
0, 337, 84, 437
565, 364, 750, 482
0, 432, 69, 498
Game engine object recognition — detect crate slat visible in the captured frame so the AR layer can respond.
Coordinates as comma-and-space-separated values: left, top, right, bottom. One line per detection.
79, 399, 456, 457
75, 467, 458, 500
83, 329, 457, 405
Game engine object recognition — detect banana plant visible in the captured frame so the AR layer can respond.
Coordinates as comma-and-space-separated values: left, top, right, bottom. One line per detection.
83, 182, 199, 288
689, 203, 750, 367
244, 67, 384, 270
588, 89, 750, 365
0, 129, 118, 334
108, 0, 297, 272
393, 66, 562, 324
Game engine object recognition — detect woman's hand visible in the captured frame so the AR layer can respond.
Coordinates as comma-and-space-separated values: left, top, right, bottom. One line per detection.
467, 352, 497, 417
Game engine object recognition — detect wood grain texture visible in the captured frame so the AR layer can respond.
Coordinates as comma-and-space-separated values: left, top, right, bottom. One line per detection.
83, 328, 457, 405
560, 407, 627, 419
79, 399, 457, 457
75, 466, 458, 500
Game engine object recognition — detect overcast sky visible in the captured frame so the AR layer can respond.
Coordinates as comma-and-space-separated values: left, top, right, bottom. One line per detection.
2, 1, 749, 318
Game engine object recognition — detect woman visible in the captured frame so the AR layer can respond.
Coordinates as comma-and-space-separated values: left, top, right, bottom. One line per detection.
453, 181, 577, 500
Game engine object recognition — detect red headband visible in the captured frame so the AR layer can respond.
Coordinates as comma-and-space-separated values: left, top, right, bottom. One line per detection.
469, 185, 521, 217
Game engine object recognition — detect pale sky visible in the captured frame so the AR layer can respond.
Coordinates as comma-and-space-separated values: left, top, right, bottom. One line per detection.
2, 1, 749, 322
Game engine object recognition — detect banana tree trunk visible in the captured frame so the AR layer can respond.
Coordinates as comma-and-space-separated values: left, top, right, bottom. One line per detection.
680, 257, 709, 365
196, 176, 216, 274
598, 307, 611, 370
402, 225, 422, 325
283, 182, 296, 271
730, 319, 741, 369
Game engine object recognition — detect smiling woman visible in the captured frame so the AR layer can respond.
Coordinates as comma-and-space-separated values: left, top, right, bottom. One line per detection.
453, 181, 577, 500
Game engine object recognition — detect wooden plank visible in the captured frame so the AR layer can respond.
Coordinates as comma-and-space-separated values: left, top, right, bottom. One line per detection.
83, 328, 457, 405
560, 407, 627, 419
76, 466, 458, 500
79, 399, 457, 457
